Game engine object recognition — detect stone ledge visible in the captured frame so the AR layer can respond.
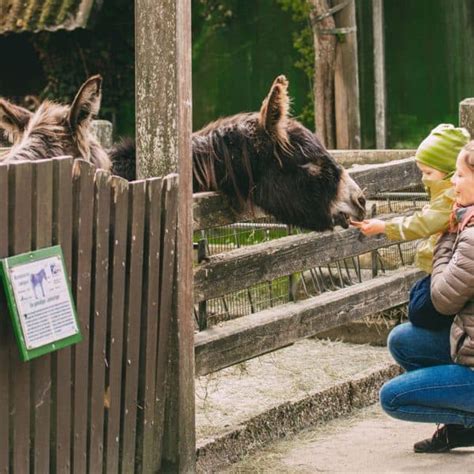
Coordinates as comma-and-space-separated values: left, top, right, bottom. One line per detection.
197, 363, 402, 472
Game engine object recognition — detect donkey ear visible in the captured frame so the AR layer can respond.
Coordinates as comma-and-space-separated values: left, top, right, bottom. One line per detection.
259, 75, 290, 135
0, 99, 32, 143
68, 75, 102, 131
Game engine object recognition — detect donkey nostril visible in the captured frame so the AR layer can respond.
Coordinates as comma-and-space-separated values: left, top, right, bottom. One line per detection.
358, 195, 366, 209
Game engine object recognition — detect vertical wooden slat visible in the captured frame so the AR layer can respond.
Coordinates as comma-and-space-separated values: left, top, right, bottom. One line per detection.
31, 159, 54, 474
120, 181, 146, 474
154, 175, 179, 469
173, 0, 195, 466
52, 156, 73, 473
104, 176, 129, 474
71, 160, 95, 474
88, 170, 111, 473
9, 161, 33, 474
136, 178, 162, 473
0, 163, 9, 473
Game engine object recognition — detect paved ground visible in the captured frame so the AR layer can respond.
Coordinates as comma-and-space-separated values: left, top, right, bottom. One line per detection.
226, 403, 474, 473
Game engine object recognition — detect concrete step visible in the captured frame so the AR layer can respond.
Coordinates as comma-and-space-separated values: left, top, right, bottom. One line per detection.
196, 338, 401, 472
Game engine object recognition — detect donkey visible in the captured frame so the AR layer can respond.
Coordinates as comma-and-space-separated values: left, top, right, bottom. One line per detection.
113, 75, 366, 230
0, 75, 111, 170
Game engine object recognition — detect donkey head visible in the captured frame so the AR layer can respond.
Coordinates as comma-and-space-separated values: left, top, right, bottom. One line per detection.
193, 75, 366, 231
0, 75, 110, 170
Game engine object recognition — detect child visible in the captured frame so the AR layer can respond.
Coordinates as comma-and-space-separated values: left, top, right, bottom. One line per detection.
352, 124, 470, 330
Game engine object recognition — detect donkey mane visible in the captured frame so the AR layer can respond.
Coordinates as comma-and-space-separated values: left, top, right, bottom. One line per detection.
192, 112, 260, 207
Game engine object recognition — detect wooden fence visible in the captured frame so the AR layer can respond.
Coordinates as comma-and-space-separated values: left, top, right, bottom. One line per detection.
192, 155, 425, 376
0, 157, 178, 473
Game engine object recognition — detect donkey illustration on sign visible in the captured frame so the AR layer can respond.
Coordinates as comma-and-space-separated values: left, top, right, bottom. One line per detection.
30, 269, 47, 300
0, 75, 366, 231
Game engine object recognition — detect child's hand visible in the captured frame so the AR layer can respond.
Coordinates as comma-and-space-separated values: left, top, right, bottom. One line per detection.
350, 219, 386, 236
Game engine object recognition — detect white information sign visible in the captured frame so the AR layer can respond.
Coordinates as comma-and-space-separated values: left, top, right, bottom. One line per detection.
9, 255, 79, 350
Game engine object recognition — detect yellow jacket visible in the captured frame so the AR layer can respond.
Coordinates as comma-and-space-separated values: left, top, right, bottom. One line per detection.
384, 179, 455, 274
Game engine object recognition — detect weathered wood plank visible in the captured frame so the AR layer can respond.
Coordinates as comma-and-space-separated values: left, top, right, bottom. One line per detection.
52, 156, 74, 473
195, 269, 424, 376
0, 164, 9, 473
154, 175, 179, 469
330, 149, 415, 166
9, 161, 33, 474
71, 159, 95, 474
351, 157, 421, 195
193, 158, 421, 230
104, 175, 129, 474
88, 170, 111, 474
194, 226, 404, 302
120, 180, 146, 474
134, 178, 162, 473
31, 159, 54, 474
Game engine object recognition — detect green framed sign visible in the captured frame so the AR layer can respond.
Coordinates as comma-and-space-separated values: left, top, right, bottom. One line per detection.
1, 246, 81, 361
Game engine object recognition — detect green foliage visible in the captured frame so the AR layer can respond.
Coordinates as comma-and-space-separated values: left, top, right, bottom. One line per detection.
193, 0, 235, 30
276, 0, 314, 125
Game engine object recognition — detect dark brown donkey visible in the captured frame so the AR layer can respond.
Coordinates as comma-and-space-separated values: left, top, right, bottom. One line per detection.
113, 75, 366, 231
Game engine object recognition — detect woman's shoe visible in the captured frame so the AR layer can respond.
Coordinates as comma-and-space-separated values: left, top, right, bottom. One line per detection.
414, 424, 474, 453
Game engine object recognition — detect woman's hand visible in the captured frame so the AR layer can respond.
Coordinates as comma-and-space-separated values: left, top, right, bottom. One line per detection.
351, 219, 386, 236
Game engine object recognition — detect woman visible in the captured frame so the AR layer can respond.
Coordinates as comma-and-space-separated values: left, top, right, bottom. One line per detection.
379, 141, 474, 453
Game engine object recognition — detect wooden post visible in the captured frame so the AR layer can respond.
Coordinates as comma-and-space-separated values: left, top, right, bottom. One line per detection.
135, 0, 195, 472
373, 0, 386, 149
136, 1, 181, 178
333, 0, 361, 149
309, 0, 337, 148
459, 98, 474, 137
91, 120, 113, 148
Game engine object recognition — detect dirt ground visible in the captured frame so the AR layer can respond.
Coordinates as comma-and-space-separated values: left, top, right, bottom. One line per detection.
225, 404, 474, 473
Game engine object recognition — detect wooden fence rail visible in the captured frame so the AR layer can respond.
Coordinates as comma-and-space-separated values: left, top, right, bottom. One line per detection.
194, 226, 403, 303
195, 269, 424, 375
0, 157, 179, 473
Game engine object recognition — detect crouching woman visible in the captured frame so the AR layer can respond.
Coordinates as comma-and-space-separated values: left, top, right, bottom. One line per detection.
379, 141, 474, 453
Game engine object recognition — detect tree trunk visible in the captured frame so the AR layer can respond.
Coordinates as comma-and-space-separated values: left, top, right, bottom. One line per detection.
334, 0, 361, 149
308, 0, 337, 149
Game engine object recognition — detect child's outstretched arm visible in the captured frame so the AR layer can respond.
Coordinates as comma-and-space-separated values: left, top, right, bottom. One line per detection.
352, 193, 453, 241
384, 202, 452, 241
351, 219, 385, 236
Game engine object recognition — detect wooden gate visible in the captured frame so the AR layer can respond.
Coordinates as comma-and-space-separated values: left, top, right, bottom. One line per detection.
0, 157, 178, 473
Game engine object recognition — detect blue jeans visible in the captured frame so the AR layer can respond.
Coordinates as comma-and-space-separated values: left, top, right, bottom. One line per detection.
408, 275, 454, 330
380, 322, 474, 427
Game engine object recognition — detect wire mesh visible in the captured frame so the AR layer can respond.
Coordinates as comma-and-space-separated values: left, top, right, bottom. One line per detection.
194, 187, 430, 330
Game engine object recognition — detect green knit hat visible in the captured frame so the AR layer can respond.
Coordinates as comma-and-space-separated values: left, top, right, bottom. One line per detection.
415, 124, 471, 175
